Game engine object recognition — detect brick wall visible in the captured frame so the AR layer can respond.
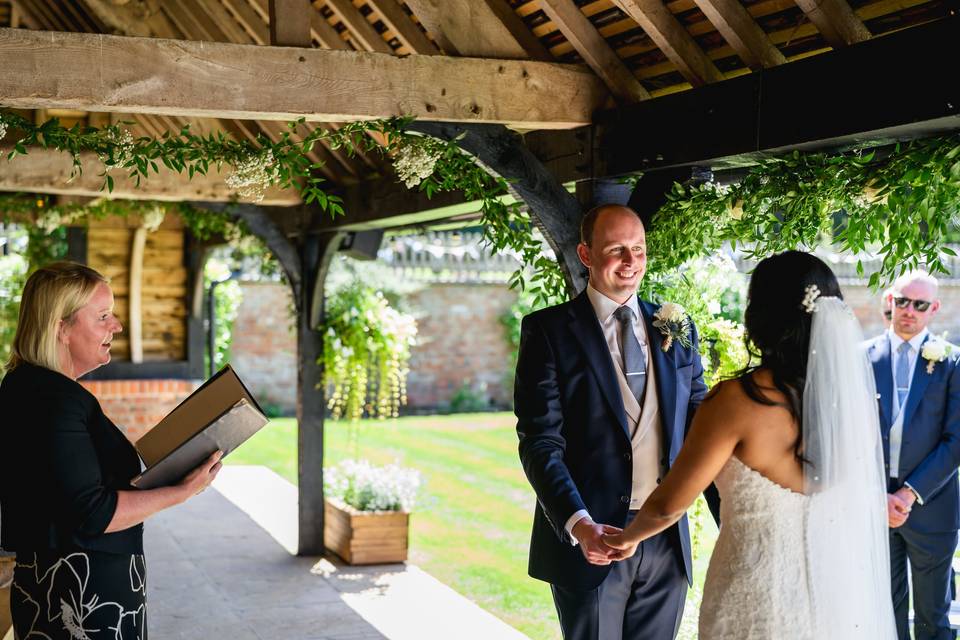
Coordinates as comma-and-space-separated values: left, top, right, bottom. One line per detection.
229, 282, 298, 414
80, 379, 197, 443
226, 279, 960, 416
405, 284, 516, 410
228, 282, 517, 413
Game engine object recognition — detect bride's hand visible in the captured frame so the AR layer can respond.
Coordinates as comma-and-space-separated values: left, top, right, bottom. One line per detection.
602, 531, 640, 557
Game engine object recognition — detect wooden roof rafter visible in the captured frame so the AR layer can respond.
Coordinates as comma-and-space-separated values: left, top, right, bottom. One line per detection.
691, 0, 786, 69
364, 0, 439, 54
611, 0, 724, 86
322, 0, 394, 53
793, 0, 872, 48
539, 0, 651, 101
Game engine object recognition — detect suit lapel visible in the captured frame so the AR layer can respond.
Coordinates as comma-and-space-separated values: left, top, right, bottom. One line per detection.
569, 292, 630, 438
900, 334, 933, 429
870, 336, 894, 432
640, 299, 677, 454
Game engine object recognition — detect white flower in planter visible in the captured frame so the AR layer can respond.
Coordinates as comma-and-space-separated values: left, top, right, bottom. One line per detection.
326, 459, 422, 512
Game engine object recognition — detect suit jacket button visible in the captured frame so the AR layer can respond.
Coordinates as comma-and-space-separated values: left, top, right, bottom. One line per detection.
624, 452, 632, 461
620, 495, 630, 504
657, 478, 662, 484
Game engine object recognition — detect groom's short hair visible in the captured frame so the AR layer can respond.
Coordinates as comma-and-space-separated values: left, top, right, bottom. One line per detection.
580, 204, 643, 246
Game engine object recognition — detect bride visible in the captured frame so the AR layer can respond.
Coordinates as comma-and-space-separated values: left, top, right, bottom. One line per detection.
605, 251, 896, 639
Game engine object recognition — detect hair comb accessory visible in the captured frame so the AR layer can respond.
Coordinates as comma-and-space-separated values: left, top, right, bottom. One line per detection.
802, 284, 821, 314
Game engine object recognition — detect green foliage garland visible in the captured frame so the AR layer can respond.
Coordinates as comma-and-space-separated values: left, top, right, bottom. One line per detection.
0, 110, 564, 303
0, 111, 404, 211
647, 136, 960, 287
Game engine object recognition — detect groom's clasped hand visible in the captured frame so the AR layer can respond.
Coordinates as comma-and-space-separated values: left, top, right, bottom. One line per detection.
570, 517, 632, 565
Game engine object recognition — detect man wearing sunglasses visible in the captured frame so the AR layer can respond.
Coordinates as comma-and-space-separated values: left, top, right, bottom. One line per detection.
867, 270, 960, 640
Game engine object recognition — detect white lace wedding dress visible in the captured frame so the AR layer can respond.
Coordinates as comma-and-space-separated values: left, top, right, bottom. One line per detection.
697, 296, 896, 640
698, 456, 814, 639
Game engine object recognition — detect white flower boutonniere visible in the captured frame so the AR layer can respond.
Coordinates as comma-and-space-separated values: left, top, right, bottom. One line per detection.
921, 333, 953, 374
653, 302, 692, 352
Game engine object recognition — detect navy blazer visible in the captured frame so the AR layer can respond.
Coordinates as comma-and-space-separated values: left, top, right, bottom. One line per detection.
868, 334, 960, 533
515, 291, 710, 590
0, 363, 143, 554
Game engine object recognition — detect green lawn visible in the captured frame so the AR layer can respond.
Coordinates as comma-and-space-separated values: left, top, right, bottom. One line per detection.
226, 413, 718, 640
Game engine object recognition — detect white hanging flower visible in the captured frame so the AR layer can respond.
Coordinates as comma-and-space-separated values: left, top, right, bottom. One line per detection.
36, 210, 65, 234
0, 120, 7, 142
102, 128, 136, 168
226, 149, 281, 202
393, 139, 441, 188
140, 205, 165, 232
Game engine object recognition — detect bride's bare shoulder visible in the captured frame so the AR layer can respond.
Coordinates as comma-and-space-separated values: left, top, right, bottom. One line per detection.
702, 369, 790, 418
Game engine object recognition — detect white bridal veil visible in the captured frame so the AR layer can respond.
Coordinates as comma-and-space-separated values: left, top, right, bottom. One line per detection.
803, 296, 896, 638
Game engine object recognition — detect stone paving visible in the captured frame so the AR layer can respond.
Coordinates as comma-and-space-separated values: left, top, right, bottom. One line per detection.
145, 466, 530, 640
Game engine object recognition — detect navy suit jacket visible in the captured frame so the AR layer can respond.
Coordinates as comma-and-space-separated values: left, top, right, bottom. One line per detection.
515, 291, 711, 590
868, 334, 960, 533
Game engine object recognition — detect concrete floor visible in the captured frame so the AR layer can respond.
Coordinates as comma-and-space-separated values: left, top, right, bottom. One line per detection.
145, 465, 530, 640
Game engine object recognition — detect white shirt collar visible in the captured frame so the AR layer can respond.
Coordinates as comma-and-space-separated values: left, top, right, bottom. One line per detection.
586, 284, 640, 324
888, 327, 928, 353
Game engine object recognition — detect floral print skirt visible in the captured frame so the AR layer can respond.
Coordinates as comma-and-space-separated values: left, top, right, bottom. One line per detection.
11, 550, 146, 640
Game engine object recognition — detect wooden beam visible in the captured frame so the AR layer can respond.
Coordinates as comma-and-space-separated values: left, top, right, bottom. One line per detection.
365, 0, 439, 55
692, 0, 786, 69
270, 0, 312, 46
403, 0, 551, 60
0, 148, 301, 204
409, 121, 587, 294
793, 0, 870, 48
128, 226, 147, 363
0, 27, 606, 128
538, 0, 650, 102
612, 0, 724, 87
323, 0, 393, 54
597, 15, 960, 175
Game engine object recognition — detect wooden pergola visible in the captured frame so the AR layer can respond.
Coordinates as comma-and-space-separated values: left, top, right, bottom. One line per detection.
0, 0, 957, 554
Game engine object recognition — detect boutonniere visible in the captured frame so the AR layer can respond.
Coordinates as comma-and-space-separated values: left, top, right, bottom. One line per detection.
652, 302, 692, 352
921, 333, 953, 374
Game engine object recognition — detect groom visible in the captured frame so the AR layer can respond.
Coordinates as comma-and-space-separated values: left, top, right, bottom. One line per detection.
515, 204, 713, 640
868, 270, 960, 640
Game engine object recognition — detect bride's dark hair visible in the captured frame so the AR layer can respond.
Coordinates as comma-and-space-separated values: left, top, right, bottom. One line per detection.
738, 251, 842, 462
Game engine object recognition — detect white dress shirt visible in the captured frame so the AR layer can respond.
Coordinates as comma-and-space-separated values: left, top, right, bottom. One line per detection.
888, 327, 928, 502
564, 286, 666, 543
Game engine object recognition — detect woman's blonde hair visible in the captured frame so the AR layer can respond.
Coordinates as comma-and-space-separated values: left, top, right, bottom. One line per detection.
6, 262, 108, 373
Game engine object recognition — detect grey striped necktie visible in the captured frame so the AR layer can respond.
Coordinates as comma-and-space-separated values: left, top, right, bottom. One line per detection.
613, 305, 647, 407
895, 341, 911, 417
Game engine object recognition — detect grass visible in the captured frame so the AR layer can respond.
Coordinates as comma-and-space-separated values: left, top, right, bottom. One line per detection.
226, 412, 718, 640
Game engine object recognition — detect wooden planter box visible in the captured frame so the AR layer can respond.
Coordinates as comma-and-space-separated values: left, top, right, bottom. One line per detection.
323, 498, 409, 565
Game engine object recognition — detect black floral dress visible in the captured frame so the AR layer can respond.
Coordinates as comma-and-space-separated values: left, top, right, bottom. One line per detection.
11, 551, 146, 639
0, 363, 148, 640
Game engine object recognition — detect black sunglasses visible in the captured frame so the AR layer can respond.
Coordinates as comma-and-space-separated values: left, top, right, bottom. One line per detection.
893, 296, 932, 312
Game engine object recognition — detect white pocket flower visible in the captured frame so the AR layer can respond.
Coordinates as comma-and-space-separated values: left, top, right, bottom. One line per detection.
921, 334, 952, 374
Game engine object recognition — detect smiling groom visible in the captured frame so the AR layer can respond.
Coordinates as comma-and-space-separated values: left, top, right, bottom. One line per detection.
515, 204, 716, 640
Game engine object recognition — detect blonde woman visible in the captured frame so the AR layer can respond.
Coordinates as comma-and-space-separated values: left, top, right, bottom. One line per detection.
0, 262, 221, 639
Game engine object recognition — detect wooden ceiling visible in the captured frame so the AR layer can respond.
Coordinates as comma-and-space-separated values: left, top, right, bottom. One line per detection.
2, 0, 954, 192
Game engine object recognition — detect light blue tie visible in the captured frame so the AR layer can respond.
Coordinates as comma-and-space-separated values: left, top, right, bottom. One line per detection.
895, 341, 912, 417
614, 306, 647, 409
